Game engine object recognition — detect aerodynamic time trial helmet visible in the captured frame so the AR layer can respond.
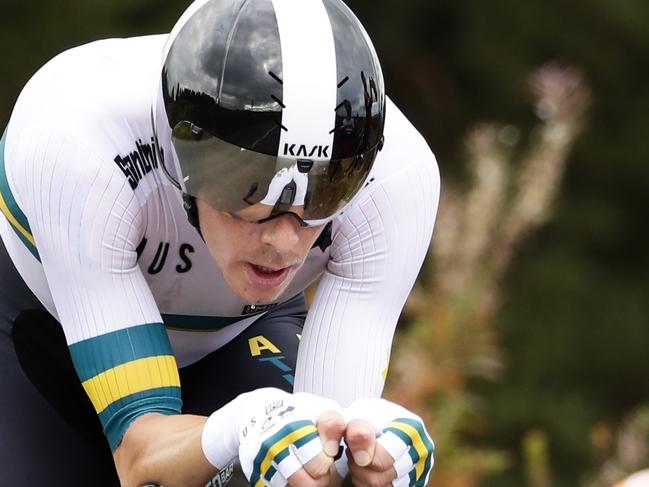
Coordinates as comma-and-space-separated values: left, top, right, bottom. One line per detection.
153, 0, 386, 226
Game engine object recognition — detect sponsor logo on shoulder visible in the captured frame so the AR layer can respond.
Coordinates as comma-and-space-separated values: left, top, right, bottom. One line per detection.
113, 137, 163, 190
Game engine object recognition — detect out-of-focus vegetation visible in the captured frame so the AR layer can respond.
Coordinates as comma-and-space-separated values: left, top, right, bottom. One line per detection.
356, 1, 649, 485
387, 63, 594, 486
2, 1, 648, 486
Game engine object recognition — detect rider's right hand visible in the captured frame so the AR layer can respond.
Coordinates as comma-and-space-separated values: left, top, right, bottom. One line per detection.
202, 388, 344, 487
238, 389, 344, 487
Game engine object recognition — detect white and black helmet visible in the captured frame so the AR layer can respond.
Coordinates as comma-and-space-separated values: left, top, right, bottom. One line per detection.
153, 0, 385, 226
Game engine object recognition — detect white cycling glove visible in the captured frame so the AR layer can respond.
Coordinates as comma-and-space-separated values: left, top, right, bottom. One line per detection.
202, 388, 342, 487
340, 398, 435, 487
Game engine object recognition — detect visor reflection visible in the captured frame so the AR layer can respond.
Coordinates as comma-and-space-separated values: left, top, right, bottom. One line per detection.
236, 164, 309, 224
169, 121, 376, 223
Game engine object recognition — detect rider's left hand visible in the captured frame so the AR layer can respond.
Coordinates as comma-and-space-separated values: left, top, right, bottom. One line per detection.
338, 398, 435, 487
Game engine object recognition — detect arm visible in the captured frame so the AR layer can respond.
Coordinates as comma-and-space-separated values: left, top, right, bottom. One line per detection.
114, 413, 215, 487
114, 390, 347, 487
293, 100, 440, 485
115, 391, 348, 487
9, 126, 217, 486
294, 98, 440, 404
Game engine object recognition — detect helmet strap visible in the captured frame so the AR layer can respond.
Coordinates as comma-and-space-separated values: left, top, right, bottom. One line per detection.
311, 221, 333, 252
182, 193, 204, 241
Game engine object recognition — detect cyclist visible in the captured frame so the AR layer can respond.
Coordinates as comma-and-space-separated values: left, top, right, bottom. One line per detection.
0, 0, 439, 486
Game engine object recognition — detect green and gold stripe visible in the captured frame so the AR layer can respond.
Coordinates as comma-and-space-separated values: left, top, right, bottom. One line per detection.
0, 129, 40, 260
69, 323, 182, 450
81, 355, 179, 413
250, 420, 319, 487
385, 418, 435, 486
162, 312, 263, 331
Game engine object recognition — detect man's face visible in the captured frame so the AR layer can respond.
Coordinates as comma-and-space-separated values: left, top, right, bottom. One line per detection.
197, 200, 324, 304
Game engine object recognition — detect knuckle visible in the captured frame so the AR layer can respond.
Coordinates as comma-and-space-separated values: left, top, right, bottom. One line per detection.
347, 426, 375, 445
318, 413, 346, 436
287, 471, 313, 487
349, 467, 389, 487
330, 416, 346, 432
373, 456, 395, 472
288, 479, 309, 487
368, 476, 388, 487
347, 418, 373, 431
319, 410, 343, 423
348, 461, 363, 475
313, 472, 332, 487
349, 472, 366, 487
305, 456, 332, 477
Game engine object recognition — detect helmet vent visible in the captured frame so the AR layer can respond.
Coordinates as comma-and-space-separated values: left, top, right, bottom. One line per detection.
269, 71, 283, 85
334, 100, 349, 111
270, 94, 286, 109
268, 71, 286, 132
273, 119, 288, 132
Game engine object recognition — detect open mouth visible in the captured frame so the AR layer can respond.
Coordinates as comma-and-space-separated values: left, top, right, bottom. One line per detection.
245, 263, 292, 289
251, 265, 285, 275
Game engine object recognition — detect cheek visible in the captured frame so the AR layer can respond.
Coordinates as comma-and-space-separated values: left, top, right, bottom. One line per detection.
222, 224, 262, 258
203, 222, 237, 266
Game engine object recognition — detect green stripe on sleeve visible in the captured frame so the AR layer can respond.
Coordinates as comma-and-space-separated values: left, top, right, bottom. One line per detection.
161, 313, 262, 331
68, 323, 182, 451
68, 322, 172, 382
0, 129, 40, 261
98, 387, 182, 451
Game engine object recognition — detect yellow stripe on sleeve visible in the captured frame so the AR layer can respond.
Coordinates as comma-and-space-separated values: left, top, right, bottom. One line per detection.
81, 355, 180, 414
0, 191, 36, 246
389, 421, 430, 481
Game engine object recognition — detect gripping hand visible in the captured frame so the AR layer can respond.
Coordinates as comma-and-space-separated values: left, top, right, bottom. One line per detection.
340, 398, 435, 487
237, 388, 344, 487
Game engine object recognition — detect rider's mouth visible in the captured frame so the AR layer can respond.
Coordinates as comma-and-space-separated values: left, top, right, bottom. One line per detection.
245, 263, 292, 289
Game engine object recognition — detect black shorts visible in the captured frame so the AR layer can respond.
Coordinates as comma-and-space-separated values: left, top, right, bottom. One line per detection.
0, 235, 306, 487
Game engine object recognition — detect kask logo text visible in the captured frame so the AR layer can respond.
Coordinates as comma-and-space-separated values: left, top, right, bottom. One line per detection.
283, 143, 330, 158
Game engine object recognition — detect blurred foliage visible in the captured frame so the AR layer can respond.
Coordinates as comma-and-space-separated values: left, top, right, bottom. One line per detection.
352, 1, 649, 485
589, 404, 649, 486
2, 1, 648, 486
386, 63, 593, 486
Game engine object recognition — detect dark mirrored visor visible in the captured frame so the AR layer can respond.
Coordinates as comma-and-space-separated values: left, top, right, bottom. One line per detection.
170, 121, 377, 224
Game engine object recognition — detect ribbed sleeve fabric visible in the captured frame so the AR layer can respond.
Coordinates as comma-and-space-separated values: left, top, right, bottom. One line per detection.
293, 102, 440, 405
7, 125, 182, 447
8, 125, 161, 343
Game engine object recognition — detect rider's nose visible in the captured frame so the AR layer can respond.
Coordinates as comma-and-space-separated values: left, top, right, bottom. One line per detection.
260, 215, 301, 253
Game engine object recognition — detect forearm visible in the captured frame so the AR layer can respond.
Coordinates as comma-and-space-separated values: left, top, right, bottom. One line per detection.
114, 413, 216, 487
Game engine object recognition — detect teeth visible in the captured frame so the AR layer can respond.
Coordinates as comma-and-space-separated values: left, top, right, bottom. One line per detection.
256, 265, 277, 274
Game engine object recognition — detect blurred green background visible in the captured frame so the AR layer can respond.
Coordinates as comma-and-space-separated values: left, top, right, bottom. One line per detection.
1, 1, 647, 486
